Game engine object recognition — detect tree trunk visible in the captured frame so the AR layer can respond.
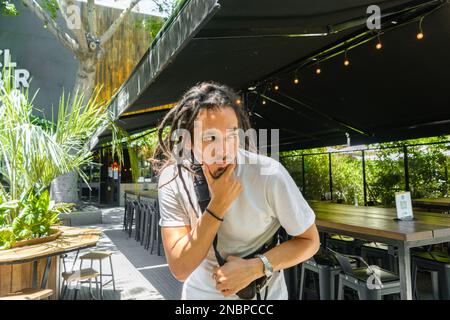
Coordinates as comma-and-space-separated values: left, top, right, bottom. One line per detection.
73, 56, 97, 99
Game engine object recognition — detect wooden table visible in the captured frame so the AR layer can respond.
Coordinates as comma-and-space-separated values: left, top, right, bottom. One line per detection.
0, 226, 102, 299
125, 189, 158, 199
309, 201, 450, 300
412, 198, 450, 212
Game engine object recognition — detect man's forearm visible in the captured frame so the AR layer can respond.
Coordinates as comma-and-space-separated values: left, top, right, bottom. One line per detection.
247, 231, 320, 278
170, 210, 222, 280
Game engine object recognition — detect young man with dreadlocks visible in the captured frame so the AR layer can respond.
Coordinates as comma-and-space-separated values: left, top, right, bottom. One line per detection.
154, 82, 320, 300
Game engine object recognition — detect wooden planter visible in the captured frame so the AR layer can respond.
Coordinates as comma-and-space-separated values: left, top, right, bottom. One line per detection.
0, 229, 62, 299
12, 229, 62, 249
0, 257, 59, 299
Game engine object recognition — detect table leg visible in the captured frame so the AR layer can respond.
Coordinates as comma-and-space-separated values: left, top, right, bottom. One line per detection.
397, 243, 412, 300
41, 257, 52, 289
32, 260, 38, 288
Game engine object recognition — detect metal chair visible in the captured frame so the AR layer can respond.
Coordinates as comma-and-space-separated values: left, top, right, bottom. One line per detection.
330, 248, 401, 300
412, 250, 450, 299
151, 200, 162, 256
361, 242, 398, 274
134, 201, 142, 242
326, 234, 363, 255
299, 247, 357, 300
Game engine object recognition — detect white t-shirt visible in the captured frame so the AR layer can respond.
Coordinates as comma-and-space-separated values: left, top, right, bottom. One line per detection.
158, 147, 316, 300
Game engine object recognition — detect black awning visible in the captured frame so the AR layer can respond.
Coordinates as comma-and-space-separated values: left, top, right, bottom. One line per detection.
92, 0, 450, 150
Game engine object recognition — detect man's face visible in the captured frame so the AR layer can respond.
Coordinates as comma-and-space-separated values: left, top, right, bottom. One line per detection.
192, 106, 239, 178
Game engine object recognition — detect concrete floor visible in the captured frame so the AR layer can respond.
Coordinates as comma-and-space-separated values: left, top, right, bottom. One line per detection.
60, 207, 182, 300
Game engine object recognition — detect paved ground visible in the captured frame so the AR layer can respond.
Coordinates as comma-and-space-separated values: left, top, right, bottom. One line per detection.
60, 207, 182, 300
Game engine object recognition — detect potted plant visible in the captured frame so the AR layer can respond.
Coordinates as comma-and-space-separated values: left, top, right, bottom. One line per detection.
0, 68, 123, 249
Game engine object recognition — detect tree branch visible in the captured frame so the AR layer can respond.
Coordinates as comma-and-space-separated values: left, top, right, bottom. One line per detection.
21, 0, 79, 53
57, 0, 88, 51
99, 0, 142, 45
87, 0, 95, 35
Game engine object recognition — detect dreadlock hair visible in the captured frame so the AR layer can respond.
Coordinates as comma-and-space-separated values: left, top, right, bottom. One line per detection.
150, 82, 254, 216
151, 81, 254, 183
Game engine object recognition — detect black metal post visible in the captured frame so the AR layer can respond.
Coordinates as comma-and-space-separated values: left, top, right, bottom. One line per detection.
362, 150, 368, 206
328, 153, 333, 200
403, 145, 410, 191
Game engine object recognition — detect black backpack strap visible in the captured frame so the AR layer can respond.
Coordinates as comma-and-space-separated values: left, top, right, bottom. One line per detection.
212, 234, 226, 266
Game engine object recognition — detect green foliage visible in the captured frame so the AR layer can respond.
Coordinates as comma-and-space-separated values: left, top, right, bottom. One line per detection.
0, 189, 73, 250
42, 0, 59, 20
0, 0, 17, 16
280, 136, 449, 207
0, 68, 123, 249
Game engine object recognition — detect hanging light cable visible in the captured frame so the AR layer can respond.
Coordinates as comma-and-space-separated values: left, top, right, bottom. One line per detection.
417, 16, 425, 40
293, 70, 300, 85
344, 49, 350, 67
376, 32, 383, 50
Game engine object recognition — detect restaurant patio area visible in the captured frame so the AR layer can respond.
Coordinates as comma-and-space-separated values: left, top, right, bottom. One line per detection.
1, 0, 449, 303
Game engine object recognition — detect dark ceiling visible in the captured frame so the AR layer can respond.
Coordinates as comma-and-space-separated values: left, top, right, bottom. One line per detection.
95, 0, 450, 150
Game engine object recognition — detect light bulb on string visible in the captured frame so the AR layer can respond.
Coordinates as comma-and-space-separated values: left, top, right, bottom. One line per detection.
293, 70, 300, 84
315, 62, 321, 75
262, 99, 266, 105
417, 16, 424, 40
273, 81, 279, 91
376, 33, 383, 50
344, 50, 350, 67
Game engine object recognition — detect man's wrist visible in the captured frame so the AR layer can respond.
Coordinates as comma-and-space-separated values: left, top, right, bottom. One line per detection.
247, 258, 265, 280
206, 201, 225, 219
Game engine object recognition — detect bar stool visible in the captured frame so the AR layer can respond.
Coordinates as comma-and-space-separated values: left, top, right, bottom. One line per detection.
145, 200, 162, 255
139, 201, 148, 246
412, 250, 450, 300
331, 249, 401, 300
326, 234, 362, 255
134, 202, 142, 242
361, 242, 398, 274
153, 200, 163, 256
79, 251, 116, 299
60, 252, 101, 300
299, 247, 357, 300
142, 202, 153, 250
127, 200, 138, 238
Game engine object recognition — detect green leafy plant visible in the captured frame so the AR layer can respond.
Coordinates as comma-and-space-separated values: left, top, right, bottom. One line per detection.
0, 68, 123, 249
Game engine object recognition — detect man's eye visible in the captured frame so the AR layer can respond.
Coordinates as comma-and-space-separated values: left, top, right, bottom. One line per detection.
203, 136, 215, 142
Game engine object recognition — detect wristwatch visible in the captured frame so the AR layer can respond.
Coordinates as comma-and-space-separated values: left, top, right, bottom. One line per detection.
256, 254, 274, 277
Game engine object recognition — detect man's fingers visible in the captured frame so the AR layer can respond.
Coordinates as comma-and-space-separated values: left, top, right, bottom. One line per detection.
201, 163, 213, 184
222, 163, 237, 179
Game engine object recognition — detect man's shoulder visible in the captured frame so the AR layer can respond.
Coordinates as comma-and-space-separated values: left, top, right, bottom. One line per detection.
238, 148, 283, 177
158, 163, 179, 189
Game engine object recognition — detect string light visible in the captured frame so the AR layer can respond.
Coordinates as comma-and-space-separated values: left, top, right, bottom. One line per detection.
344, 50, 350, 67
376, 33, 383, 50
293, 70, 300, 84
315, 62, 321, 75
262, 99, 266, 105
274, 84, 279, 90
417, 16, 424, 40
236, 99, 241, 104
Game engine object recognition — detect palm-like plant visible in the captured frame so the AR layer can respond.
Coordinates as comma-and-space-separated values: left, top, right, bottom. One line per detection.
0, 68, 123, 249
